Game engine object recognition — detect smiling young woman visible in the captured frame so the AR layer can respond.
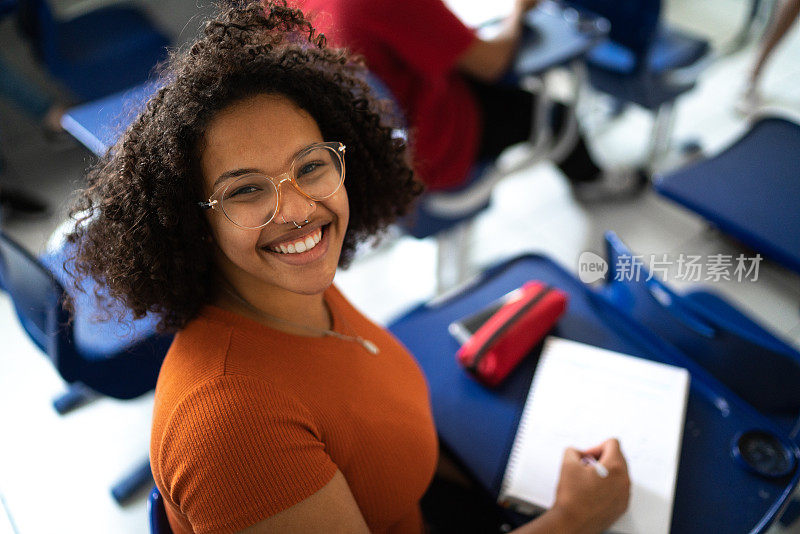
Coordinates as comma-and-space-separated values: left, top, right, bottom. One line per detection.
66, 1, 629, 533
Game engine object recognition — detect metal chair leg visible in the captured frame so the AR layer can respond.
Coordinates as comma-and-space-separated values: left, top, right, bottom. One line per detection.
435, 221, 473, 295
646, 101, 676, 171
52, 382, 99, 415
111, 456, 154, 505
548, 61, 586, 165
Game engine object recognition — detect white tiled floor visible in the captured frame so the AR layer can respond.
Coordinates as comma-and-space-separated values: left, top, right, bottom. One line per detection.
1, 0, 800, 532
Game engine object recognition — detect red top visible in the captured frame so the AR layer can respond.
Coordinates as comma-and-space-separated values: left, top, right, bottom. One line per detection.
150, 286, 438, 533
297, 0, 480, 191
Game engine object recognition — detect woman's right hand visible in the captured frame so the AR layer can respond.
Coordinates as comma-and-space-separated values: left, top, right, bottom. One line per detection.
549, 438, 631, 534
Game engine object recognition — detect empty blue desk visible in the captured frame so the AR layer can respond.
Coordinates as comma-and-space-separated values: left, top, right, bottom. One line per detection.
655, 116, 800, 275
389, 253, 799, 533
60, 81, 160, 156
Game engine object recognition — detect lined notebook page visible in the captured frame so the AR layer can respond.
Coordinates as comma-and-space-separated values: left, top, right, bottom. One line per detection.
499, 337, 690, 534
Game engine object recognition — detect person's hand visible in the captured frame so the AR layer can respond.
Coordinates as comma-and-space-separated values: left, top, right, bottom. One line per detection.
550, 438, 631, 534
514, 0, 542, 14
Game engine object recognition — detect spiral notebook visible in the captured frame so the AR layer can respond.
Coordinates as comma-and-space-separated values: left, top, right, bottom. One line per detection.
498, 337, 690, 534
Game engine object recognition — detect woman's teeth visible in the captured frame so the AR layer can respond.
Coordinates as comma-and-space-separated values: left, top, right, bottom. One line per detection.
270, 227, 323, 254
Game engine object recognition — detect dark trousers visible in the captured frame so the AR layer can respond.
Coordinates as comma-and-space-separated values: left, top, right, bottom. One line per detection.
420, 476, 510, 534
469, 79, 601, 184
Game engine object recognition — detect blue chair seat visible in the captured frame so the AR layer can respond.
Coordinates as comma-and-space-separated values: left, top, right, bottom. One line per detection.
402, 161, 494, 239
587, 25, 709, 76
586, 40, 637, 75
585, 26, 710, 110
566, 0, 710, 146
585, 64, 681, 110
682, 290, 796, 354
649, 25, 710, 73
655, 116, 800, 274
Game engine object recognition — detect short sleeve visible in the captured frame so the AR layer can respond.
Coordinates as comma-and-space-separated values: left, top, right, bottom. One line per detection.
361, 0, 476, 78
155, 374, 338, 533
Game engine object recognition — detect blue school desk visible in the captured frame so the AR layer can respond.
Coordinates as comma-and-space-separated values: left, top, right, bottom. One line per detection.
60, 4, 607, 157
388, 253, 800, 533
507, 4, 609, 82
655, 116, 800, 276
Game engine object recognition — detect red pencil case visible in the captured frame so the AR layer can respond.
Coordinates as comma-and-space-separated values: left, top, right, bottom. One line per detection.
456, 281, 568, 388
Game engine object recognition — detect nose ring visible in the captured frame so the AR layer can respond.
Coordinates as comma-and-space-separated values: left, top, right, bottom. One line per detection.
280, 201, 314, 227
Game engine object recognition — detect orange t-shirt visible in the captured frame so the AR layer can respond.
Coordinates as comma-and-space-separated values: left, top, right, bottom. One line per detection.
150, 286, 439, 533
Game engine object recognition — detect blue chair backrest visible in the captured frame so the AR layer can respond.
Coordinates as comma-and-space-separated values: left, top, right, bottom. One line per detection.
0, 231, 64, 356
0, 230, 172, 398
602, 231, 800, 417
568, 0, 661, 58
15, 0, 56, 61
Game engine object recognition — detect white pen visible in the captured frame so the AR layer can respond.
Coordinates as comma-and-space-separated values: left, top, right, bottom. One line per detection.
581, 455, 609, 478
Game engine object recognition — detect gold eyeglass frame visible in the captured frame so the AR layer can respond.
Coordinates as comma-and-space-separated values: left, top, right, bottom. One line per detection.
198, 142, 346, 229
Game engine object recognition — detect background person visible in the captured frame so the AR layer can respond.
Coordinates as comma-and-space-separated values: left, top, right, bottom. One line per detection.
739, 0, 800, 113
295, 0, 646, 199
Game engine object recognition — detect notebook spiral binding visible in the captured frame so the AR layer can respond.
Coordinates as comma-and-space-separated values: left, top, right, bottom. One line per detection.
498, 350, 552, 514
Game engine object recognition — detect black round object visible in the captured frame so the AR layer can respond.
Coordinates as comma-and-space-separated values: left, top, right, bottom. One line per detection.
733, 430, 796, 478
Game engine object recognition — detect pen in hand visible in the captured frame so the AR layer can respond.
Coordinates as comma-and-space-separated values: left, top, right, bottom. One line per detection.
581, 455, 609, 478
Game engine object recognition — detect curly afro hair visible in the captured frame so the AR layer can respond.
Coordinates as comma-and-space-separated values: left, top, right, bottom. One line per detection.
67, 0, 421, 332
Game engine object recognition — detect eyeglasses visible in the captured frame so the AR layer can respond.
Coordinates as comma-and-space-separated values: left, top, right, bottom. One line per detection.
199, 142, 346, 229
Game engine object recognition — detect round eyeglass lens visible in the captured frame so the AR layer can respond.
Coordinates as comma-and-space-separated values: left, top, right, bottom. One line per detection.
293, 145, 344, 199
221, 175, 278, 228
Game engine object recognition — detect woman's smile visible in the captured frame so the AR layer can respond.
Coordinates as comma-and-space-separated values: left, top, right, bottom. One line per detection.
260, 223, 331, 266
266, 225, 323, 254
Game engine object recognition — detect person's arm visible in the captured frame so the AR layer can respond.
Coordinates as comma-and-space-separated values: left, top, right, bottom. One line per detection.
509, 438, 631, 534
239, 470, 370, 534
456, 0, 541, 83
157, 375, 353, 533
241, 438, 629, 533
